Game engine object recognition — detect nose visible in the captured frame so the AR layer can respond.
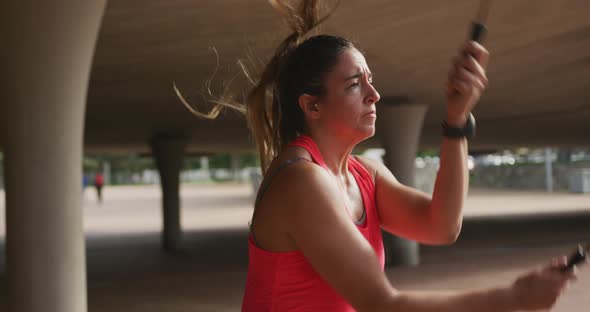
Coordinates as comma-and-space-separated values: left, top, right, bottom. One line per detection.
366, 83, 380, 105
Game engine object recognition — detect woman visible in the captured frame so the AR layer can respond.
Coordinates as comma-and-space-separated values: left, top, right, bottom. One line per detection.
182, 1, 582, 311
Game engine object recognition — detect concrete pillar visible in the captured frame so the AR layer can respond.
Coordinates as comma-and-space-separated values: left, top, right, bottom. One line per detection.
545, 148, 554, 193
557, 148, 572, 164
200, 156, 210, 170
0, 154, 4, 190
0, 2, 107, 312
376, 102, 428, 267
231, 153, 240, 181
102, 161, 111, 185
200, 156, 211, 180
151, 136, 187, 252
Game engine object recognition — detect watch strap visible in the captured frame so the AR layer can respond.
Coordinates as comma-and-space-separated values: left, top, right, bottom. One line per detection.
442, 113, 476, 139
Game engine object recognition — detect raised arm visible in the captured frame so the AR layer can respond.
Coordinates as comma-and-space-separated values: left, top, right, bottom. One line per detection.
352, 41, 490, 245
354, 154, 466, 245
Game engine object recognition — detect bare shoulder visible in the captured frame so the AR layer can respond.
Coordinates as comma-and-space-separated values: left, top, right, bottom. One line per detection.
253, 147, 337, 250
352, 155, 399, 185
264, 145, 312, 176
351, 155, 380, 178
263, 151, 349, 221
268, 155, 334, 202
261, 146, 338, 212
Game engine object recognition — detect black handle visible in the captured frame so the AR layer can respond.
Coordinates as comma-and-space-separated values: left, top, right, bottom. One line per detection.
561, 245, 587, 272
454, 22, 488, 96
470, 22, 487, 43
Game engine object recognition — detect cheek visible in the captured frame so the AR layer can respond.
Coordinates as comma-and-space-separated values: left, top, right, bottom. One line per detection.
326, 96, 357, 120
340, 94, 365, 119
329, 101, 365, 131
334, 87, 362, 107
322, 87, 365, 124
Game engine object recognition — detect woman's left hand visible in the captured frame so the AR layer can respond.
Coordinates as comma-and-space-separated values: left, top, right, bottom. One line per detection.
445, 40, 490, 127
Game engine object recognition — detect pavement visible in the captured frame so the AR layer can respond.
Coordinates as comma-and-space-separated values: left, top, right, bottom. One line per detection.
0, 184, 589, 311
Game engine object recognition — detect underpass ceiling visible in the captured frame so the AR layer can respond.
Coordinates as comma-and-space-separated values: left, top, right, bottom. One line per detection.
85, 0, 590, 153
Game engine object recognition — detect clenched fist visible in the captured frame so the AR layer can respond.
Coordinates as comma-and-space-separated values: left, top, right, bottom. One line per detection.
511, 256, 580, 311
445, 41, 490, 127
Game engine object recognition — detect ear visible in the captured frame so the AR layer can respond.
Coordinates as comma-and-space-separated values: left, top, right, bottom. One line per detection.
298, 93, 320, 119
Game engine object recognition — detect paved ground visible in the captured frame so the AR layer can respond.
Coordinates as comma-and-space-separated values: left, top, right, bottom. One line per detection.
0, 184, 589, 311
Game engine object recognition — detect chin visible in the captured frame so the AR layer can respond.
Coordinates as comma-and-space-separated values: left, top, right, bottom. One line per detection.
355, 126, 375, 142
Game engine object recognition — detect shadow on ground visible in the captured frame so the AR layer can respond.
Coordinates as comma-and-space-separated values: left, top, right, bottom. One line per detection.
0, 211, 588, 311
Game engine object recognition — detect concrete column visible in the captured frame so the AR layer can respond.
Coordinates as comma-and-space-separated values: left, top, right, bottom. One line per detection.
557, 148, 572, 164
200, 156, 210, 170
102, 161, 111, 185
0, 2, 107, 312
0, 154, 4, 190
231, 153, 240, 181
151, 136, 187, 252
200, 156, 211, 180
376, 102, 428, 267
545, 148, 554, 193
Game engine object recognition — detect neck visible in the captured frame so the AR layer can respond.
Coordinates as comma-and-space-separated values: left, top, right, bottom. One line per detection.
306, 129, 358, 178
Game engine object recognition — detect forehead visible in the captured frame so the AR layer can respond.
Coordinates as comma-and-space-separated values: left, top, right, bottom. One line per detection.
333, 48, 370, 75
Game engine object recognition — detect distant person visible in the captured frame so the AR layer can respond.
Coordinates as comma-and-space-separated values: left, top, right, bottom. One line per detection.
82, 174, 89, 193
94, 172, 105, 203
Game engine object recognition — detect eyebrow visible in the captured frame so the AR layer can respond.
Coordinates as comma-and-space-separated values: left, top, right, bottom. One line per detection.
344, 71, 373, 81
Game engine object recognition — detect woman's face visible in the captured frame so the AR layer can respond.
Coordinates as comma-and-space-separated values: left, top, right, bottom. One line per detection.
317, 48, 381, 142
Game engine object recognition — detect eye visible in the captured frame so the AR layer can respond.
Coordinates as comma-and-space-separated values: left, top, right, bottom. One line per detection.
348, 82, 360, 89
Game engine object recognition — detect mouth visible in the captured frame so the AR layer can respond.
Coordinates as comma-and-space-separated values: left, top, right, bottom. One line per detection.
364, 110, 376, 116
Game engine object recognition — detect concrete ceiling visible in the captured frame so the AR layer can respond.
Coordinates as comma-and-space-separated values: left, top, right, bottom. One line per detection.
85, 0, 590, 153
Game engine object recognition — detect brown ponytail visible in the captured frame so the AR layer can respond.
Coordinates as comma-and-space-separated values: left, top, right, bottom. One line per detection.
177, 0, 345, 173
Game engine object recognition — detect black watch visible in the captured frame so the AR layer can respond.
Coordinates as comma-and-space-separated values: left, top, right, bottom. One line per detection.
442, 113, 476, 140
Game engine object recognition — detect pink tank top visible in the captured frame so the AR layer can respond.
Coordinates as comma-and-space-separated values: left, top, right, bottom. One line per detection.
241, 135, 385, 312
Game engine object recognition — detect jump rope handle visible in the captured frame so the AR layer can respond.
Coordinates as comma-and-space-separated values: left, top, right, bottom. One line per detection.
470, 22, 487, 43
561, 244, 587, 272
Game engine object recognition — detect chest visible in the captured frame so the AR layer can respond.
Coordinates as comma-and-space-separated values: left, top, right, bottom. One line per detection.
337, 173, 365, 222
